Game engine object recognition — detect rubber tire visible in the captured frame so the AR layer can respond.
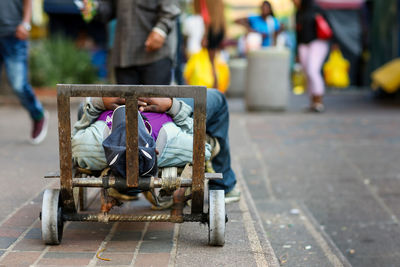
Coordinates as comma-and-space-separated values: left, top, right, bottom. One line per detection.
41, 189, 64, 245
208, 189, 225, 246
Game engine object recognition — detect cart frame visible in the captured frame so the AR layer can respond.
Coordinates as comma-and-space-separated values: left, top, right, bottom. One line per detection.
54, 84, 222, 223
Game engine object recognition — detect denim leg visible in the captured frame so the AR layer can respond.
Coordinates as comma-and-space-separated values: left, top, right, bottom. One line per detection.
0, 36, 43, 121
180, 89, 236, 193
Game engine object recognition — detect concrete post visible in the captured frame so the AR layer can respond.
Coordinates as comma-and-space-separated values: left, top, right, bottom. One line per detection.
245, 47, 290, 111
227, 58, 247, 98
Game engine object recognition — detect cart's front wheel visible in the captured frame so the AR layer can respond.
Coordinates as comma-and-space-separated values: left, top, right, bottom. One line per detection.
208, 190, 225, 246
41, 189, 64, 245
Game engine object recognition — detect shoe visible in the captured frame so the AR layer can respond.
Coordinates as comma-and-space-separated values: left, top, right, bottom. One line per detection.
225, 186, 241, 204
310, 103, 325, 113
30, 110, 49, 145
142, 190, 173, 210
108, 188, 139, 201
142, 191, 157, 206
310, 95, 325, 113
152, 194, 173, 210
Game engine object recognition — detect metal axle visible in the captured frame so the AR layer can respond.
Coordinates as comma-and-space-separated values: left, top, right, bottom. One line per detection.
62, 213, 207, 223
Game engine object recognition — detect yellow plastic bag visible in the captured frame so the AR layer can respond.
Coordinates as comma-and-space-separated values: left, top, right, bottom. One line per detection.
292, 63, 307, 95
184, 48, 230, 93
323, 48, 350, 88
371, 58, 400, 93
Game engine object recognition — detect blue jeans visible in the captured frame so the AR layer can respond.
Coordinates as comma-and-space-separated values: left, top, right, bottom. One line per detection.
0, 36, 44, 121
180, 89, 236, 193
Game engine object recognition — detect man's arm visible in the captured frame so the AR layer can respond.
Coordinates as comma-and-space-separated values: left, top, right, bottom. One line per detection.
145, 0, 180, 52
16, 0, 32, 40
137, 97, 172, 113
101, 97, 174, 113
234, 17, 252, 32
102, 97, 125, 110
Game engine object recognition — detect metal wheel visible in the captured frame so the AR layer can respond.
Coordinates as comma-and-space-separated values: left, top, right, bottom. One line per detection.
208, 189, 225, 246
41, 189, 64, 245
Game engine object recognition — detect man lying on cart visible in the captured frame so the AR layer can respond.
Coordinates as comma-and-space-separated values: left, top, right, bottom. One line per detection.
71, 89, 240, 207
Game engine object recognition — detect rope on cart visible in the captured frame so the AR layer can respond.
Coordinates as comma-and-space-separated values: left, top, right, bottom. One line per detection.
161, 176, 181, 192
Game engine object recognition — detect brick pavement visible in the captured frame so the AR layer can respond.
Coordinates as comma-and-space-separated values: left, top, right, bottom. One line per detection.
9, 89, 396, 266
0, 190, 170, 266
0, 185, 278, 267
228, 91, 400, 266
0, 189, 185, 266
0, 94, 281, 267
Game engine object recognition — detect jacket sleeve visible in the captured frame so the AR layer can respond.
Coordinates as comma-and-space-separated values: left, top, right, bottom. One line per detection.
71, 98, 108, 170
158, 99, 212, 167
153, 0, 181, 35
167, 99, 193, 133
157, 123, 212, 168
71, 120, 109, 170
72, 98, 104, 136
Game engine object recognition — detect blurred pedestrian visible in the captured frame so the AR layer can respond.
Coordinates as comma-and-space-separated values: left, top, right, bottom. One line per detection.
196, 0, 226, 89
0, 0, 49, 144
235, 1, 281, 48
83, 0, 180, 85
182, 12, 205, 57
293, 0, 330, 112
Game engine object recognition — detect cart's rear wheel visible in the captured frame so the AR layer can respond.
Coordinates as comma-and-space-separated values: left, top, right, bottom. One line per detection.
41, 189, 64, 245
208, 189, 225, 246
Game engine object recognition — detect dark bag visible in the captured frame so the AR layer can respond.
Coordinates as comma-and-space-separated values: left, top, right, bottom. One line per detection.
102, 106, 157, 178
315, 14, 333, 40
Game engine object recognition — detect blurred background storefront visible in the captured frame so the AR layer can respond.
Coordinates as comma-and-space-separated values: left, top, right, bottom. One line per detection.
0, 0, 399, 97
225, 0, 399, 94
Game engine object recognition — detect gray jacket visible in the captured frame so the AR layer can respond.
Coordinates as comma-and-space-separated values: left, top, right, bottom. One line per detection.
97, 0, 180, 67
0, 0, 23, 37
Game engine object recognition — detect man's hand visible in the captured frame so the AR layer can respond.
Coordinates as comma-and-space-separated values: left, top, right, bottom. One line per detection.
145, 31, 166, 52
15, 24, 29, 40
103, 97, 126, 110
138, 97, 172, 113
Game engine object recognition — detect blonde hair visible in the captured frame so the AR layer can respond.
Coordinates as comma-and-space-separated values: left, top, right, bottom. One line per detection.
194, 0, 226, 34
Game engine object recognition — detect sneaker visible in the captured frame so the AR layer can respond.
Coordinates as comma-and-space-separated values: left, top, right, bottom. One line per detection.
310, 103, 325, 113
30, 110, 49, 145
225, 186, 241, 204
142, 190, 173, 210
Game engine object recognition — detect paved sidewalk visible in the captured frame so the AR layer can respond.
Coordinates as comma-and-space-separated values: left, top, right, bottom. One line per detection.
229, 91, 400, 267
2, 90, 399, 266
0, 99, 279, 266
0, 185, 278, 266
